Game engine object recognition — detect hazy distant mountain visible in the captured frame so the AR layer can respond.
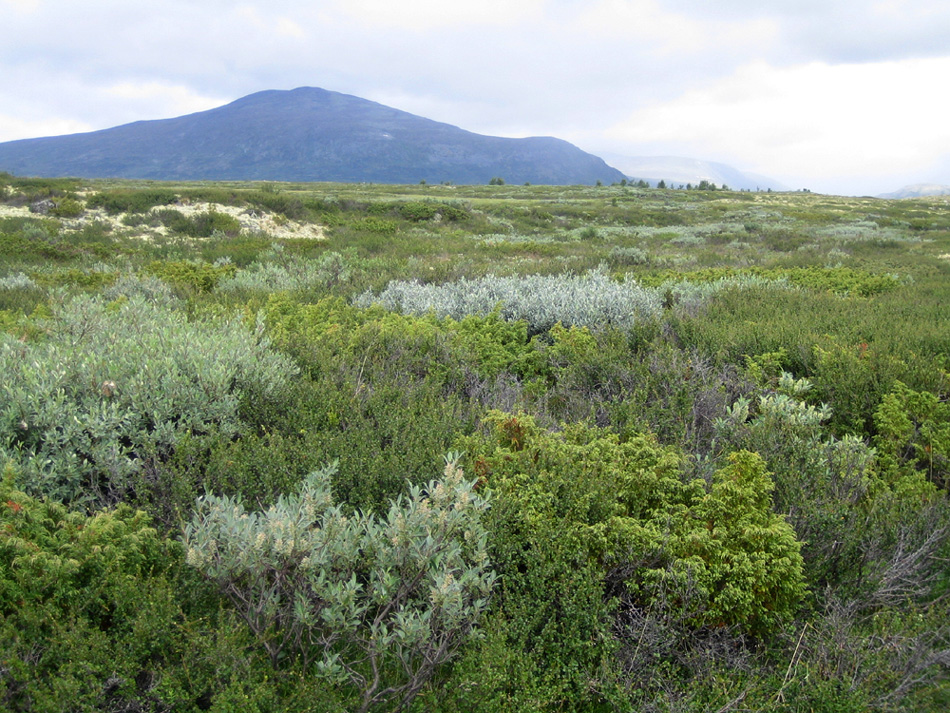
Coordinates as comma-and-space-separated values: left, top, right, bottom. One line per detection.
877, 183, 950, 199
0, 87, 625, 186
600, 154, 787, 191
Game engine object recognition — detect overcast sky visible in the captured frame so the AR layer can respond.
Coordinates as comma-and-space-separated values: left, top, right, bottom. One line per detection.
2, 0, 949, 195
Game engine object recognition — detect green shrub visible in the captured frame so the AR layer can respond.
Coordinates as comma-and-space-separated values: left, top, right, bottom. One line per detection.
874, 380, 950, 488
189, 209, 241, 237
0, 464, 323, 713
145, 259, 237, 293
358, 268, 664, 334
670, 450, 806, 633
0, 218, 84, 263
151, 208, 242, 238
398, 201, 440, 221
642, 266, 902, 297
86, 188, 180, 214
467, 413, 804, 635
184, 457, 495, 713
445, 309, 545, 380
449, 413, 805, 708
350, 216, 399, 234
0, 294, 297, 506
0, 467, 176, 711
258, 295, 480, 510
244, 191, 339, 220
48, 197, 85, 218
397, 201, 468, 222
711, 372, 949, 611
28, 267, 117, 290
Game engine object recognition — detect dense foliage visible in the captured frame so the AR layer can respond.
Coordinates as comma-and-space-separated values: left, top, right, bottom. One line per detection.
1, 175, 949, 711
184, 457, 494, 712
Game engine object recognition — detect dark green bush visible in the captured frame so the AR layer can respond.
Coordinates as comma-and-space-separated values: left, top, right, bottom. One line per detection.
398, 201, 441, 221
86, 188, 180, 214
396, 201, 468, 222
0, 467, 182, 711
447, 413, 805, 708
350, 216, 399, 233
48, 197, 85, 218
152, 208, 242, 237
145, 259, 237, 292
189, 209, 242, 237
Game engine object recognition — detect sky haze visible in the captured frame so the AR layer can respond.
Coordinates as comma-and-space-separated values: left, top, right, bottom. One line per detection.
2, 0, 948, 195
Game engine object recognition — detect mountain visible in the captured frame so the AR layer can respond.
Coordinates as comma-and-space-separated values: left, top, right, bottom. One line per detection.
599, 154, 787, 191
877, 183, 950, 199
0, 87, 625, 186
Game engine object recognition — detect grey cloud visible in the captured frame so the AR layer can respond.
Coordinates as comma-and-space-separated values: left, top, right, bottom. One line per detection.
661, 0, 950, 63
2, 0, 948, 194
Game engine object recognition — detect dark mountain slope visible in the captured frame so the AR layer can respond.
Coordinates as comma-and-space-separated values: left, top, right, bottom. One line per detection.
0, 87, 625, 185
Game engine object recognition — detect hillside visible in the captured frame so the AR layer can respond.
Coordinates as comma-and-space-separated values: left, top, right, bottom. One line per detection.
600, 153, 787, 191
0, 87, 625, 185
878, 183, 950, 199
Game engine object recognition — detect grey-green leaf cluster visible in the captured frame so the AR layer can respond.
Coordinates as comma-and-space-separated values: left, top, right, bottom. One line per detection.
183, 457, 495, 713
357, 268, 664, 332
0, 293, 297, 505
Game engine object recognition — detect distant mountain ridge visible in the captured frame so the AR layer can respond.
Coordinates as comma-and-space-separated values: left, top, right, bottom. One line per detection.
0, 87, 625, 186
877, 183, 950, 199
600, 154, 787, 191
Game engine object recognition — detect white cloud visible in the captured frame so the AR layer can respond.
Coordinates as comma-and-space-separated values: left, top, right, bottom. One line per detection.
103, 81, 229, 119
2, 0, 949, 194
0, 71, 230, 142
275, 17, 306, 39
575, 0, 778, 57
329, 0, 546, 31
235, 6, 308, 39
0, 114, 92, 141
605, 57, 950, 191
1, 0, 40, 12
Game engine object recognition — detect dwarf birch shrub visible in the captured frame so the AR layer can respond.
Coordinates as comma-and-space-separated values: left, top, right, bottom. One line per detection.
357, 268, 663, 333
183, 457, 495, 713
144, 259, 237, 293
0, 294, 296, 505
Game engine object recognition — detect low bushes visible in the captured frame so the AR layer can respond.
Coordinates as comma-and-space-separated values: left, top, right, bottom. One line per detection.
0, 294, 296, 506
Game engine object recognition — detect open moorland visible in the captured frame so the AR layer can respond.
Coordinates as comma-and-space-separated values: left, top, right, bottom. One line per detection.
2, 173, 949, 712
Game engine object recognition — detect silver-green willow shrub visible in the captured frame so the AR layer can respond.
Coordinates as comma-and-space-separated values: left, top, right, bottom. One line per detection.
357, 267, 664, 333
0, 272, 37, 290
217, 246, 351, 294
102, 273, 181, 306
0, 294, 296, 505
183, 457, 496, 713
659, 274, 792, 314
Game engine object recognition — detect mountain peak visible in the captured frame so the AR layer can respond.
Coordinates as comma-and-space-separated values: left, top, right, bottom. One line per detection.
0, 87, 624, 185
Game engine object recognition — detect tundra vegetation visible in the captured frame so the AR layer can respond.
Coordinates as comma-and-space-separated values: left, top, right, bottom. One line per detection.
1, 171, 949, 711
